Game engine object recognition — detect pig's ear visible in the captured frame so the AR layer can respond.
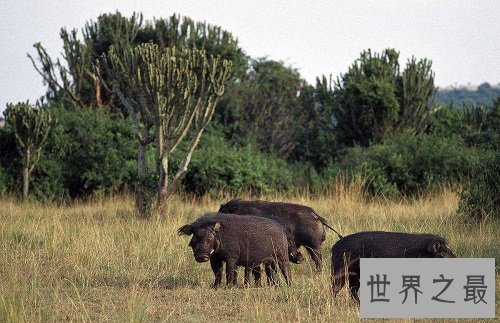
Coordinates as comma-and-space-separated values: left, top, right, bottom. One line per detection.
212, 222, 221, 232
428, 240, 441, 254
177, 224, 193, 236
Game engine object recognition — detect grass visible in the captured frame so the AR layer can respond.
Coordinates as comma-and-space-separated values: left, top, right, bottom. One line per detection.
0, 188, 498, 322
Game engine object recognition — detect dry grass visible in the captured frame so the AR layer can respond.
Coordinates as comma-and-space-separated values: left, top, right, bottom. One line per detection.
0, 189, 498, 322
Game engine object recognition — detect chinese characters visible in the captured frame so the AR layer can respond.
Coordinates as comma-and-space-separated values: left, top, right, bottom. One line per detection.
366, 274, 488, 304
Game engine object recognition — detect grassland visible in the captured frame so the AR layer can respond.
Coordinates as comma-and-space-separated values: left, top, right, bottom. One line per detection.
0, 188, 498, 322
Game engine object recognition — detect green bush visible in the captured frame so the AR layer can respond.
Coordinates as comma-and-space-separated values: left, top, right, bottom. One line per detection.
428, 105, 465, 137
4, 104, 138, 200
429, 99, 500, 150
0, 126, 18, 195
329, 132, 487, 196
0, 166, 7, 196
48, 105, 137, 198
459, 152, 500, 220
180, 130, 300, 196
30, 156, 67, 200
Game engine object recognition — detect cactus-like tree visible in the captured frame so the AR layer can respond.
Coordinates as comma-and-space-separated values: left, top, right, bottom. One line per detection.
333, 49, 436, 146
4, 102, 51, 200
103, 43, 231, 216
397, 57, 436, 133
28, 12, 245, 113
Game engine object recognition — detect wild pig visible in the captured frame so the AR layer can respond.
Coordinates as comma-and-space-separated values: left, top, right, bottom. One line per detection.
178, 213, 293, 287
331, 231, 456, 301
241, 214, 304, 286
219, 199, 342, 271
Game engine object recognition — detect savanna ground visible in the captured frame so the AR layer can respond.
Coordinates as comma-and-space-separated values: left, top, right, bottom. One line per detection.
0, 187, 498, 322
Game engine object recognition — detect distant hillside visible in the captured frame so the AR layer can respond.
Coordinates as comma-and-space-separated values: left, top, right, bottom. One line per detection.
435, 82, 500, 107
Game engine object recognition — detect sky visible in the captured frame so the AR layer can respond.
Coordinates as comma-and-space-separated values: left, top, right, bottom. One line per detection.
1, 0, 499, 113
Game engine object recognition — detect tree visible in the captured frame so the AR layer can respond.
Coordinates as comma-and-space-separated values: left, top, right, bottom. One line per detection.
28, 12, 143, 109
435, 82, 500, 107
458, 151, 500, 220
44, 104, 136, 198
216, 58, 305, 157
4, 102, 51, 200
430, 96, 500, 150
333, 49, 436, 146
28, 12, 246, 112
461, 96, 500, 149
291, 75, 337, 169
103, 43, 231, 216
397, 56, 436, 132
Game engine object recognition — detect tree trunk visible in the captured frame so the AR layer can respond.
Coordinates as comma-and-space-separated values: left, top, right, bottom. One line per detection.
156, 128, 205, 215
22, 150, 30, 201
157, 187, 170, 217
156, 122, 166, 205
157, 156, 170, 216
136, 142, 147, 217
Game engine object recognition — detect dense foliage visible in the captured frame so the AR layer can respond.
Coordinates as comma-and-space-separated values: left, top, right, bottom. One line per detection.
333, 49, 435, 147
330, 132, 488, 197
458, 151, 500, 220
180, 130, 299, 196
1, 105, 136, 199
3, 102, 51, 199
436, 82, 500, 107
29, 12, 246, 113
215, 58, 306, 157
1, 11, 498, 211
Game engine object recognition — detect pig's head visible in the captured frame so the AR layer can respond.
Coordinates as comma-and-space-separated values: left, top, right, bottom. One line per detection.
285, 238, 304, 264
178, 221, 221, 263
290, 249, 305, 264
428, 239, 456, 258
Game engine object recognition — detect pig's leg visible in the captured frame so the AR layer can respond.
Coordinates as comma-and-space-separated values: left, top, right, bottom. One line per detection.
225, 258, 238, 286
278, 258, 291, 286
331, 269, 346, 298
252, 266, 262, 287
349, 274, 360, 303
305, 245, 323, 272
348, 263, 360, 303
210, 255, 223, 288
265, 262, 277, 285
244, 267, 251, 286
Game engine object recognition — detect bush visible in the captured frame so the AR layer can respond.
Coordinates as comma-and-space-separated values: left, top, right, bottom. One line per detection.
3, 104, 137, 200
0, 166, 7, 197
47, 105, 137, 198
429, 99, 500, 150
428, 104, 465, 137
458, 152, 500, 220
329, 132, 487, 196
180, 130, 301, 196
0, 126, 18, 195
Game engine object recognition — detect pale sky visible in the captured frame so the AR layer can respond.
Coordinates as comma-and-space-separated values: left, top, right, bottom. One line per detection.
1, 0, 499, 113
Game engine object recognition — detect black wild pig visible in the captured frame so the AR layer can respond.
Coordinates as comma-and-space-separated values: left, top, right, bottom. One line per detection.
241, 214, 304, 286
331, 231, 456, 301
178, 213, 293, 287
219, 199, 342, 271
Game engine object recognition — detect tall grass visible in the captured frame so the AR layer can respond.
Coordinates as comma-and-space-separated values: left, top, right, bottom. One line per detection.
0, 189, 498, 322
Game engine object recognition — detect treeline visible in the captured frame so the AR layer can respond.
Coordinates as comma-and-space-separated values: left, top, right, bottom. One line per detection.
436, 83, 500, 107
0, 12, 498, 218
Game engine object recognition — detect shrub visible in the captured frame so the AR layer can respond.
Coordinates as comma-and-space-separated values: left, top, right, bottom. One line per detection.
0, 166, 7, 196
0, 126, 18, 195
179, 130, 299, 196
429, 99, 500, 150
14, 104, 137, 200
49, 105, 137, 198
330, 132, 487, 196
458, 152, 500, 220
428, 104, 465, 137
